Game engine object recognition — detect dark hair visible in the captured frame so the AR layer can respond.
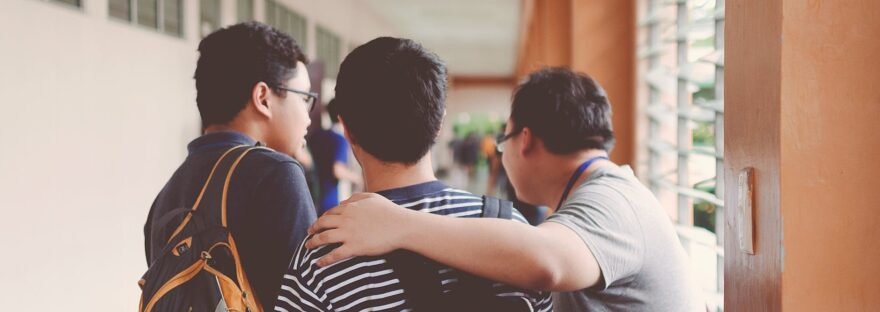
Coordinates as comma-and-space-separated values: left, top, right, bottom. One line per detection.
334, 37, 447, 165
326, 98, 340, 124
510, 67, 615, 153
194, 21, 308, 127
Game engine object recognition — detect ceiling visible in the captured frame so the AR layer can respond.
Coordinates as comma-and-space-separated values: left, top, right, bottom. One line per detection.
360, 0, 521, 77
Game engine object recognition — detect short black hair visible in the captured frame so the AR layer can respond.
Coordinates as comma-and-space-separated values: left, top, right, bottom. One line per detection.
326, 98, 340, 124
334, 37, 447, 164
194, 21, 308, 127
510, 67, 615, 153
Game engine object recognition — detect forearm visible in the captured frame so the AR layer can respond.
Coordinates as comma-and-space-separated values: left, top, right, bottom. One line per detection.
398, 209, 560, 290
309, 193, 598, 290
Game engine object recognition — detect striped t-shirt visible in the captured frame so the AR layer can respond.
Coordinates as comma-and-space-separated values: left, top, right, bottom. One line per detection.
275, 180, 552, 312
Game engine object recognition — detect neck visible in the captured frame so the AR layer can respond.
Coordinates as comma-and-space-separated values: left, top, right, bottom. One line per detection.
204, 121, 265, 143
359, 154, 437, 193
531, 149, 613, 211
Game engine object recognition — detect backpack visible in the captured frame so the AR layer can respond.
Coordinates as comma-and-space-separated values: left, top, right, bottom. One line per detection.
386, 195, 534, 312
138, 145, 265, 312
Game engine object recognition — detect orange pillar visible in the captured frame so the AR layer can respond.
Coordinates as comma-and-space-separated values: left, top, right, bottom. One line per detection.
571, 0, 636, 170
516, 0, 573, 78
726, 0, 880, 310
516, 0, 637, 167
778, 0, 880, 310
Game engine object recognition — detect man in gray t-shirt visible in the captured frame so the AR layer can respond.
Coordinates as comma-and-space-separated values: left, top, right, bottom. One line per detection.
303, 68, 703, 311
547, 165, 703, 311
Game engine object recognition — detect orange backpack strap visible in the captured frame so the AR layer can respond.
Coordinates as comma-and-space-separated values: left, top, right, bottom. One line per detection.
165, 145, 248, 243
219, 147, 270, 227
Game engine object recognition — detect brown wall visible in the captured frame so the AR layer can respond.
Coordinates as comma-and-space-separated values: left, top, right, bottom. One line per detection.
779, 0, 880, 310
516, 0, 636, 167
571, 0, 636, 174
724, 0, 784, 310
516, 0, 573, 78
726, 0, 880, 310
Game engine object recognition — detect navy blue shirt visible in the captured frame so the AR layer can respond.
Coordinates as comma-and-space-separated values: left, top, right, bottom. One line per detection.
145, 131, 317, 309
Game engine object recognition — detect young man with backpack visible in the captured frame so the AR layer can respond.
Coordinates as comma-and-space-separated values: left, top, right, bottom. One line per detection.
274, 37, 551, 312
142, 22, 317, 311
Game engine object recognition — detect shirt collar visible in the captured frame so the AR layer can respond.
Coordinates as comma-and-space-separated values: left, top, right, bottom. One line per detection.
375, 180, 450, 202
187, 131, 259, 155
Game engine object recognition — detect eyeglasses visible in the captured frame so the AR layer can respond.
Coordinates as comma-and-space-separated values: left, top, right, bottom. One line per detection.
277, 86, 318, 112
495, 128, 522, 153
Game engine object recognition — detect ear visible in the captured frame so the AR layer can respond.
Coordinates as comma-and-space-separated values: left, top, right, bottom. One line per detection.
250, 82, 273, 119
519, 127, 536, 156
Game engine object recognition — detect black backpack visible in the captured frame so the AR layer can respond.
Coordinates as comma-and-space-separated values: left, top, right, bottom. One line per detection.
386, 195, 534, 312
138, 146, 265, 312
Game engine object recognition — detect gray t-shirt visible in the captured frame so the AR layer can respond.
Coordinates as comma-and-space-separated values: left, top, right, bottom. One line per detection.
545, 165, 703, 312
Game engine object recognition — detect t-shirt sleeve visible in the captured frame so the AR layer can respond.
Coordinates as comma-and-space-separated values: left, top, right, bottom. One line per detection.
545, 187, 645, 289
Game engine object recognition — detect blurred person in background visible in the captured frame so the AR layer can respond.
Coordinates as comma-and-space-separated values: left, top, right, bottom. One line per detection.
308, 98, 362, 215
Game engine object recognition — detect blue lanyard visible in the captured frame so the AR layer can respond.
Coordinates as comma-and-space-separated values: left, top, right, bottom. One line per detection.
557, 156, 609, 210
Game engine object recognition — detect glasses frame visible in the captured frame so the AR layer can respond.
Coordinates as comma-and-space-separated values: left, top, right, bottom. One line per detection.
277, 86, 318, 112
495, 128, 522, 153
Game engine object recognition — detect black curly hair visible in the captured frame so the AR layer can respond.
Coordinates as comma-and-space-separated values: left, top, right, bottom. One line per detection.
194, 21, 308, 127
510, 67, 615, 153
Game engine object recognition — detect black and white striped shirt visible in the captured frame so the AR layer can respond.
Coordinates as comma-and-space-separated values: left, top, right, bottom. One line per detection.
275, 181, 552, 312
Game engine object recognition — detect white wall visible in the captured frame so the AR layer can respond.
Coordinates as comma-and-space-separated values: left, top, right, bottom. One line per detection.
0, 0, 394, 310
276, 0, 399, 55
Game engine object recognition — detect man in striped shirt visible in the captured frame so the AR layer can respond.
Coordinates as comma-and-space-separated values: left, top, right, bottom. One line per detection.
275, 37, 551, 312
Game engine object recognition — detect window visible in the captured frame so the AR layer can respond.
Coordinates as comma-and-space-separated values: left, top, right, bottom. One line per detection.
200, 0, 221, 38
237, 0, 254, 23
109, 0, 130, 21
108, 0, 183, 37
49, 0, 80, 7
163, 0, 182, 36
638, 0, 724, 310
315, 26, 342, 79
264, 0, 307, 50
137, 0, 157, 29
264, 0, 276, 25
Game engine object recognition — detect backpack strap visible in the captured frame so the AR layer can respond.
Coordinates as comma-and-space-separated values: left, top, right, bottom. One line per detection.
482, 195, 500, 218
464, 197, 519, 299
385, 250, 444, 312
390, 195, 532, 311
481, 195, 514, 220
216, 146, 269, 227
164, 145, 271, 243
154, 207, 194, 237
449, 196, 532, 311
